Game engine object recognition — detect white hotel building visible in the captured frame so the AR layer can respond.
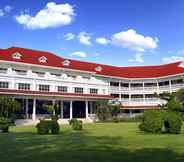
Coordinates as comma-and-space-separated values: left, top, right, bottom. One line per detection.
0, 47, 184, 123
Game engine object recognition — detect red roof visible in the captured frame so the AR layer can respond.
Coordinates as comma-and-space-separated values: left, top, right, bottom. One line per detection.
1, 46, 184, 79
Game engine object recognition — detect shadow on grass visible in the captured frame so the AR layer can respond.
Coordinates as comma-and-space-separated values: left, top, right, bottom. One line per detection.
0, 128, 184, 162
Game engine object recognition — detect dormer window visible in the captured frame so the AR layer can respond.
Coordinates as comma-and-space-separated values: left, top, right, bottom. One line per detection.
62, 60, 70, 66
38, 56, 47, 63
95, 66, 102, 72
12, 52, 22, 59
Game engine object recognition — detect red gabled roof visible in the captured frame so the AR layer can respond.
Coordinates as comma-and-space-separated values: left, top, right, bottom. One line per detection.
0, 46, 184, 79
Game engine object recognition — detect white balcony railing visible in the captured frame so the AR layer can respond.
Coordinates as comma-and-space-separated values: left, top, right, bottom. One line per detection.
120, 98, 166, 106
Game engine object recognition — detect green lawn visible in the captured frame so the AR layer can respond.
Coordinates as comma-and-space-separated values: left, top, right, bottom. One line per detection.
1, 122, 184, 162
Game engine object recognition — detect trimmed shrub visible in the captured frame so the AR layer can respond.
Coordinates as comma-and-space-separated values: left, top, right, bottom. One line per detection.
139, 110, 163, 133
36, 120, 60, 135
139, 110, 183, 134
51, 121, 60, 134
163, 111, 182, 134
0, 117, 14, 133
71, 119, 83, 130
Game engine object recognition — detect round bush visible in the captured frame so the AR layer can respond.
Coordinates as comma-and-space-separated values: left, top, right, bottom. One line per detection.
163, 111, 182, 134
139, 110, 163, 133
36, 120, 50, 135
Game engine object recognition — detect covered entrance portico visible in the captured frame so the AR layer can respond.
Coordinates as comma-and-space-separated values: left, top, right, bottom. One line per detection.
0, 89, 111, 124
11, 96, 103, 123
16, 98, 95, 121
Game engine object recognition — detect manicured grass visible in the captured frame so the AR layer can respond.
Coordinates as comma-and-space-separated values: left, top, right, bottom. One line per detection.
1, 122, 184, 162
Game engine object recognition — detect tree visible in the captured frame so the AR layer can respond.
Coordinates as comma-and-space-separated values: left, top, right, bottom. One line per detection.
43, 103, 60, 120
157, 90, 184, 112
95, 101, 120, 121
0, 96, 20, 118
96, 101, 111, 121
110, 105, 120, 117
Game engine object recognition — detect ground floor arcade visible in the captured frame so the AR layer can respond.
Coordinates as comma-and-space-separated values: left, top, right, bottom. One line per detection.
14, 98, 98, 120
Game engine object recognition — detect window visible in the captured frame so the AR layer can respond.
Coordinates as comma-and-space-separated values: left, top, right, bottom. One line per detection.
90, 88, 98, 94
95, 66, 102, 72
38, 84, 50, 92
58, 86, 68, 92
32, 71, 45, 77
159, 81, 169, 86
13, 69, 27, 75
68, 74, 76, 79
38, 56, 47, 63
51, 73, 61, 77
83, 76, 90, 80
62, 60, 70, 66
0, 81, 9, 88
12, 52, 22, 59
18, 83, 30, 90
121, 83, 129, 87
110, 81, 119, 87
0, 68, 7, 74
74, 87, 83, 93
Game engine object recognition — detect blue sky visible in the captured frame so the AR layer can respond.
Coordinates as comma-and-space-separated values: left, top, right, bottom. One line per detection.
1, 0, 184, 66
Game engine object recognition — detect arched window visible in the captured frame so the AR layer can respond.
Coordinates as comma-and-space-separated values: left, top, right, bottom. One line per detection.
12, 52, 22, 59
62, 60, 70, 66
38, 56, 47, 63
95, 66, 102, 72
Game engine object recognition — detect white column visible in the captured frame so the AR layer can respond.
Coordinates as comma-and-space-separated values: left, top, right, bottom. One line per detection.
26, 98, 29, 119
60, 100, 63, 118
169, 80, 172, 93
143, 82, 145, 104
119, 81, 121, 101
32, 99, 36, 120
129, 82, 131, 104
156, 80, 159, 94
70, 100, 73, 119
85, 100, 88, 118
156, 80, 160, 103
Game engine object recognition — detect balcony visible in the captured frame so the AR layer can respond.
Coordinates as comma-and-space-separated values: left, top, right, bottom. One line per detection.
120, 98, 166, 106
171, 83, 184, 91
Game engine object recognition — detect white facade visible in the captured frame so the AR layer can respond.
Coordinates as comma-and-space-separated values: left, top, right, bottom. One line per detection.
0, 48, 184, 122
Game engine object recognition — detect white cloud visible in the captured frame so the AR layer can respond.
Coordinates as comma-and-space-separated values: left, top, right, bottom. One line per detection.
64, 33, 75, 40
162, 56, 184, 63
96, 37, 109, 45
128, 53, 144, 63
15, 2, 75, 30
0, 9, 4, 17
77, 31, 92, 46
70, 51, 87, 58
4, 5, 13, 12
0, 5, 13, 17
111, 29, 158, 52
